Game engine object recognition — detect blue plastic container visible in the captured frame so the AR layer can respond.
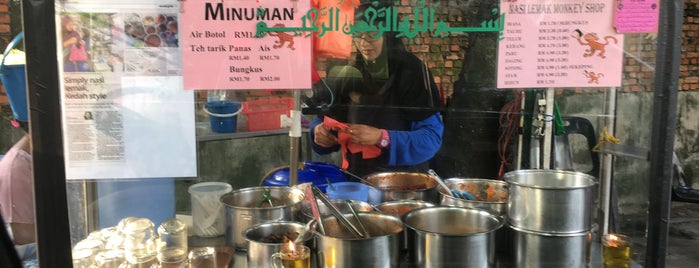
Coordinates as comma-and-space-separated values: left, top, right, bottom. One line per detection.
204, 100, 241, 133
262, 162, 348, 192
0, 33, 28, 122
326, 182, 370, 202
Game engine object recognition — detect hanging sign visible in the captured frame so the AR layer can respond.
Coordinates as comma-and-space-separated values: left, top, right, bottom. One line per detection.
180, 0, 313, 90
497, 0, 624, 88
613, 0, 659, 33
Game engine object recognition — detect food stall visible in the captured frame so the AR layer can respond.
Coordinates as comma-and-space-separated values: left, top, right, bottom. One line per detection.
5, 0, 683, 267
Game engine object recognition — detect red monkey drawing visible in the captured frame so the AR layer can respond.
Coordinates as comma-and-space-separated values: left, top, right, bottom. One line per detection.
572, 29, 618, 59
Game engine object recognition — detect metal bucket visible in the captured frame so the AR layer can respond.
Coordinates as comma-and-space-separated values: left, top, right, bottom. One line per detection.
220, 186, 305, 250
364, 172, 439, 204
243, 221, 314, 268
504, 169, 597, 233
403, 207, 503, 268
510, 225, 591, 268
438, 178, 508, 218
315, 212, 403, 268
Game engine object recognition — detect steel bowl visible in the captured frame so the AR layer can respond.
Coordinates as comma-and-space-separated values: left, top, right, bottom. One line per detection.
364, 172, 439, 204
438, 178, 508, 218
220, 186, 305, 250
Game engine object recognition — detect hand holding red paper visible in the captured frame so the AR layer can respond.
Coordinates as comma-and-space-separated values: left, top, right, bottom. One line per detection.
320, 117, 382, 169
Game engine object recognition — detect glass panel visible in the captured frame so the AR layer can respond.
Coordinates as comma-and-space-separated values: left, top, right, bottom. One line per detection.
6, 0, 692, 267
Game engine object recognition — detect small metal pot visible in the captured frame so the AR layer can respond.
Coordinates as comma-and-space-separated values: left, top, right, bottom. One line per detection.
364, 172, 439, 204
243, 221, 314, 268
504, 169, 597, 234
403, 207, 503, 268
221, 186, 305, 250
438, 178, 508, 218
315, 213, 403, 268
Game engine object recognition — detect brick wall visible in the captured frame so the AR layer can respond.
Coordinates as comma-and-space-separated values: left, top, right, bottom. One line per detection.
682, 0, 699, 91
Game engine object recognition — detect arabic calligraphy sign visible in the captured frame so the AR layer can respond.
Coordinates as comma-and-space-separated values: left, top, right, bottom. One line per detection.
254, 1, 505, 40
180, 0, 312, 90
497, 0, 624, 89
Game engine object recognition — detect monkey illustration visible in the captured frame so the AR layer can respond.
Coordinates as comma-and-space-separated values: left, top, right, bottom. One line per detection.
267, 24, 295, 50
584, 70, 604, 84
572, 29, 618, 59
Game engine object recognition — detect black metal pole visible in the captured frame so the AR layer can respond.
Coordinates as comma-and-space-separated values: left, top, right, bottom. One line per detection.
645, 0, 684, 267
21, 0, 73, 267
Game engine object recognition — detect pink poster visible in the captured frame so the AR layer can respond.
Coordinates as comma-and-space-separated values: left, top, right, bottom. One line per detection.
613, 0, 659, 33
497, 0, 624, 89
180, 0, 312, 90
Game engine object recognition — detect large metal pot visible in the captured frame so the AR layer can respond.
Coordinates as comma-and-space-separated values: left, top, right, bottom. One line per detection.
364, 172, 439, 204
504, 169, 597, 233
438, 178, 508, 218
221, 186, 305, 250
315, 212, 403, 268
375, 200, 435, 252
243, 221, 315, 268
510, 225, 591, 267
403, 207, 503, 268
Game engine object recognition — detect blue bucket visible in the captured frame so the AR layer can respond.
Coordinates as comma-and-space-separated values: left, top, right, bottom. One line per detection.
0, 33, 28, 122
204, 100, 242, 133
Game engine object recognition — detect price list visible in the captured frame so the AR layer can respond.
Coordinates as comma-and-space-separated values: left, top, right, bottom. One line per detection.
497, 0, 623, 89
180, 0, 312, 90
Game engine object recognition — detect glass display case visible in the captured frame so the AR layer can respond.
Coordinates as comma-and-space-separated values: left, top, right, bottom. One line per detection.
1, 0, 685, 267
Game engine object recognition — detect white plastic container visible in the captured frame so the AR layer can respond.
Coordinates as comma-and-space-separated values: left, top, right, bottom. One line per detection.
188, 182, 233, 237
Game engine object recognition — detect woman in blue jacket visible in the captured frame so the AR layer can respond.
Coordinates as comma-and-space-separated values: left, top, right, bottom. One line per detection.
309, 3, 443, 178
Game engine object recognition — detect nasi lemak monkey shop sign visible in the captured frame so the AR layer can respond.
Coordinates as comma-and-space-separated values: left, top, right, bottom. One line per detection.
497, 0, 624, 88
180, 0, 313, 90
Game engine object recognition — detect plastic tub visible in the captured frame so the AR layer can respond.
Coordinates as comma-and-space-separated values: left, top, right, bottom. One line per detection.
188, 182, 233, 237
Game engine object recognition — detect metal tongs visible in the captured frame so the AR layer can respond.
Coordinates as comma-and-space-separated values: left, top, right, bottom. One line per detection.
310, 185, 367, 238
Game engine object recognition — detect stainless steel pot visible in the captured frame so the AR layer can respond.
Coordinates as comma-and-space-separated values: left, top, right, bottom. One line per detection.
438, 178, 508, 218
403, 207, 502, 268
243, 221, 314, 268
221, 186, 305, 250
510, 225, 591, 268
504, 169, 597, 233
315, 212, 403, 268
375, 200, 435, 252
364, 172, 439, 204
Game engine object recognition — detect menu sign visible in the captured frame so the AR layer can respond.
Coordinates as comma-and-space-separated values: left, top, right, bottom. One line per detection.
180, 0, 312, 90
497, 0, 624, 88
613, 0, 659, 33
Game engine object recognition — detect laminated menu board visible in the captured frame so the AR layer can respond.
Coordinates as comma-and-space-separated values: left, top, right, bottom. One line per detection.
57, 0, 197, 179
497, 0, 624, 88
180, 0, 313, 90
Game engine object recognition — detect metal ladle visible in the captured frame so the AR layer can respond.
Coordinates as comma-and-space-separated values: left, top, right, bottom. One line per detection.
428, 169, 457, 198
339, 169, 380, 188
